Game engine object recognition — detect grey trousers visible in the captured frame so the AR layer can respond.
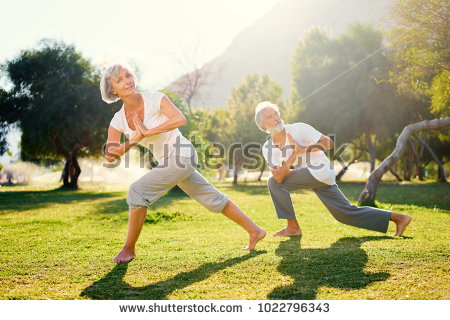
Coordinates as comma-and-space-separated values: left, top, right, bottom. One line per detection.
267, 168, 391, 233
127, 153, 229, 213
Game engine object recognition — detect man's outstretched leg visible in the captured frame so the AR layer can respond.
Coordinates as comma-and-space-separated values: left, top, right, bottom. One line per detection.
113, 207, 147, 262
273, 219, 302, 237
314, 184, 412, 235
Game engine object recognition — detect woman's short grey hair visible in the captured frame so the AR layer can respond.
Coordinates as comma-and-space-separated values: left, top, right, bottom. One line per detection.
255, 101, 280, 133
100, 61, 138, 104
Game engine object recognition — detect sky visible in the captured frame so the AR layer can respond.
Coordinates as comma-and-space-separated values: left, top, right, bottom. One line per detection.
0, 0, 281, 165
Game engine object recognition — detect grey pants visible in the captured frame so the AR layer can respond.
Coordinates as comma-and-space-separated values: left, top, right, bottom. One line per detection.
127, 153, 229, 213
267, 168, 391, 233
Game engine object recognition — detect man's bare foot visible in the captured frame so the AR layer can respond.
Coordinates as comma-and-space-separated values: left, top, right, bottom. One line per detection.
392, 214, 412, 237
242, 228, 266, 251
272, 227, 302, 237
113, 248, 136, 262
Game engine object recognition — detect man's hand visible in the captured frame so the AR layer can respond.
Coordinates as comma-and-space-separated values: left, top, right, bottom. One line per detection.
287, 133, 307, 154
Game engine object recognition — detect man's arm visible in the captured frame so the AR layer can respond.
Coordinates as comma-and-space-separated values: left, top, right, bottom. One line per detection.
270, 133, 301, 183
270, 133, 334, 183
306, 134, 334, 152
270, 150, 298, 183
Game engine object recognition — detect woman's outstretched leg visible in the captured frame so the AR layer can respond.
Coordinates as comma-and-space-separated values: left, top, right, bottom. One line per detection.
221, 200, 266, 250
113, 207, 147, 262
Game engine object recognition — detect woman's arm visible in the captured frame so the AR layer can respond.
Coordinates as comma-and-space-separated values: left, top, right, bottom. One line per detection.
134, 96, 187, 137
105, 118, 145, 163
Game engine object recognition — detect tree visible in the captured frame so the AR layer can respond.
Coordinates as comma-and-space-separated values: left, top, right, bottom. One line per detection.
1, 39, 119, 189
386, 0, 450, 109
358, 118, 450, 206
358, 0, 450, 204
0, 88, 12, 156
168, 41, 224, 114
291, 23, 418, 175
227, 72, 284, 184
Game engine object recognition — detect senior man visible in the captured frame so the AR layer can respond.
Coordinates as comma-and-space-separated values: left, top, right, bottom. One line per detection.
255, 101, 411, 237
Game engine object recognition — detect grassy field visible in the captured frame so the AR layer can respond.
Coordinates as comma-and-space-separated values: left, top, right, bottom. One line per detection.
0, 179, 449, 300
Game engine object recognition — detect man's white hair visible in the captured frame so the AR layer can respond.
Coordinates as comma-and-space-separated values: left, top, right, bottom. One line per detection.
100, 60, 138, 104
255, 101, 280, 133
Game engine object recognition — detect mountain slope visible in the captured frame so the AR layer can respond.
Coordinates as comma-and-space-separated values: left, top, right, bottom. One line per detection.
201, 0, 392, 108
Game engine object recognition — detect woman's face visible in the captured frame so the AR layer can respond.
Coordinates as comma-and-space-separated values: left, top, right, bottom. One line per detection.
110, 66, 136, 98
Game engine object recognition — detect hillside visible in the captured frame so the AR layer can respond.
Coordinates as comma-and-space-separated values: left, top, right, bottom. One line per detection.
195, 0, 392, 108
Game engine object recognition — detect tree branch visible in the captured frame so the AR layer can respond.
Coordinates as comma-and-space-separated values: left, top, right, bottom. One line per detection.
358, 117, 450, 205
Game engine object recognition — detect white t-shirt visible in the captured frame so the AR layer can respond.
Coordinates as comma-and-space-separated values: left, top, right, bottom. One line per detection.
109, 92, 194, 162
262, 123, 336, 185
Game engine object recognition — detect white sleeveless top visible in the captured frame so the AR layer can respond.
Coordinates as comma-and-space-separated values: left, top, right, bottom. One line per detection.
109, 92, 194, 162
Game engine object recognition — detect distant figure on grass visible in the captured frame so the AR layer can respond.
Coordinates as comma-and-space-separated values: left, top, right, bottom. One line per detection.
255, 101, 411, 237
100, 62, 265, 262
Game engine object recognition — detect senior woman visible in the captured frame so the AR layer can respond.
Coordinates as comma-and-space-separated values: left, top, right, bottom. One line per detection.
100, 62, 266, 262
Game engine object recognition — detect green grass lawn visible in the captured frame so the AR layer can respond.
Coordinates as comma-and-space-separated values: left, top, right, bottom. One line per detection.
0, 179, 449, 300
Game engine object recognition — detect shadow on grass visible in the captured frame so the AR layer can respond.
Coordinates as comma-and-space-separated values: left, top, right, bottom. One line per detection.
340, 183, 450, 212
218, 183, 309, 197
220, 184, 269, 196
0, 187, 122, 212
268, 236, 392, 300
80, 251, 266, 300
92, 199, 129, 215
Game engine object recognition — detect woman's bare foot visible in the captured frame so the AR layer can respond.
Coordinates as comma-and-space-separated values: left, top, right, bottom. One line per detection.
272, 226, 302, 237
392, 214, 412, 237
242, 228, 266, 251
113, 247, 136, 262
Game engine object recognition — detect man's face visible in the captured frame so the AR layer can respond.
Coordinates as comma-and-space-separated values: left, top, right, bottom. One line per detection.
262, 108, 284, 134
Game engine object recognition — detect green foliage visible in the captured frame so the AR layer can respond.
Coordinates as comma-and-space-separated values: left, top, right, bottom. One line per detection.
203, 107, 234, 145
291, 22, 434, 172
1, 39, 120, 162
386, 0, 450, 116
430, 70, 450, 117
293, 23, 406, 140
159, 87, 210, 171
145, 211, 195, 224
226, 73, 284, 180
227, 72, 284, 145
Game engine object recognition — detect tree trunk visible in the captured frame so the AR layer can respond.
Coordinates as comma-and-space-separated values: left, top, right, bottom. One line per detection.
408, 138, 423, 180
388, 168, 403, 182
68, 152, 81, 189
233, 156, 243, 185
358, 117, 450, 206
336, 143, 365, 182
62, 159, 71, 187
336, 160, 356, 182
258, 159, 266, 181
404, 147, 413, 181
413, 133, 447, 182
367, 134, 377, 172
